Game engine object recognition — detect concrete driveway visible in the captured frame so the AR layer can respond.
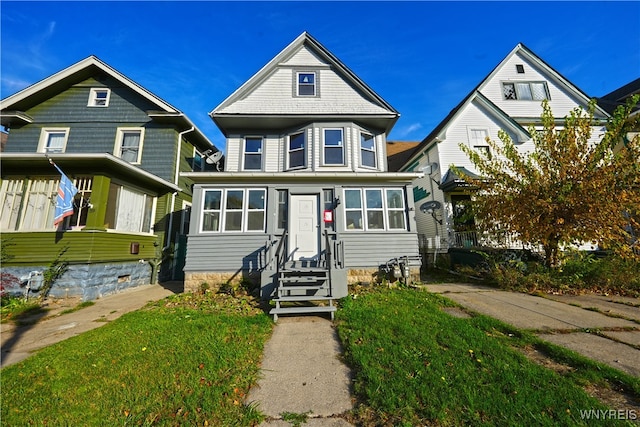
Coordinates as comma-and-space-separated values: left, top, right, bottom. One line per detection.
425, 284, 640, 377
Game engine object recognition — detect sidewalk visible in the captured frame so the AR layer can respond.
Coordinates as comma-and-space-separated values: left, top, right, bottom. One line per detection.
1, 282, 180, 368
424, 284, 640, 377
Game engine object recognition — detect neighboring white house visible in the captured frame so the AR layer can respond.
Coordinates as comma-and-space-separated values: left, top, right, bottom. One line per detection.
397, 43, 610, 254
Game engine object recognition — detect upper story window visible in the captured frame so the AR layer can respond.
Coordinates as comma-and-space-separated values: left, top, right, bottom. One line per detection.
360, 133, 376, 168
323, 128, 344, 165
201, 188, 266, 232
192, 149, 204, 171
243, 137, 263, 170
288, 132, 306, 169
297, 72, 316, 96
114, 127, 144, 164
502, 81, 549, 101
88, 88, 111, 107
38, 128, 69, 153
469, 128, 491, 158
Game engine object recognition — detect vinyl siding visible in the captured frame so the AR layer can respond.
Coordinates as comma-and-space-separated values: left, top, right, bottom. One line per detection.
479, 51, 603, 119
217, 52, 391, 116
1, 231, 158, 265
184, 234, 268, 272
340, 232, 420, 268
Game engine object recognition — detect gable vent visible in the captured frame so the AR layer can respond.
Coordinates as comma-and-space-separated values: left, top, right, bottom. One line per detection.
516, 64, 525, 74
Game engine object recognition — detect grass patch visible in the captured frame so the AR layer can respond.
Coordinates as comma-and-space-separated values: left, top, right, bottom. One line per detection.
60, 300, 95, 315
336, 287, 638, 426
1, 290, 273, 426
0, 296, 47, 324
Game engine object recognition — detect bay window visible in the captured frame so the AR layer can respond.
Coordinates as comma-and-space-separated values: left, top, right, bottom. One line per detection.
323, 129, 344, 165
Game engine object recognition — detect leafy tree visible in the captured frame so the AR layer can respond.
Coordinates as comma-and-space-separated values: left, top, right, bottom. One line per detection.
458, 97, 639, 268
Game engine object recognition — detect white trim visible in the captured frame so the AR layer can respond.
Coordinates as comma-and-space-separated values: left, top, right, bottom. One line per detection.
287, 131, 306, 170
37, 127, 70, 153
295, 71, 317, 97
242, 136, 264, 171
343, 187, 407, 231
113, 127, 145, 164
359, 131, 377, 169
200, 188, 267, 233
87, 87, 111, 107
322, 128, 344, 166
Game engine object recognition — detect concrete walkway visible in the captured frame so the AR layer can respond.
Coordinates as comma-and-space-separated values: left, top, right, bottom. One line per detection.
245, 316, 354, 426
425, 284, 640, 377
1, 283, 179, 368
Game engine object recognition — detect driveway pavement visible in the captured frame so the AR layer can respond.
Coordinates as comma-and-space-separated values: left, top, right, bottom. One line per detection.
425, 284, 640, 377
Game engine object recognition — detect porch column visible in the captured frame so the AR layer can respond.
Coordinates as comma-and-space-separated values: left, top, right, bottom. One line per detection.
82, 175, 110, 231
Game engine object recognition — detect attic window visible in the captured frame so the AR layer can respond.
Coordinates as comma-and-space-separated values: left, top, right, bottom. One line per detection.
516, 64, 525, 74
502, 82, 549, 101
297, 72, 316, 96
88, 88, 111, 107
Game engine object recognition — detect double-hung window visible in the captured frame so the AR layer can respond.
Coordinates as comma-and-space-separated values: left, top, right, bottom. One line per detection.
38, 128, 69, 153
115, 128, 144, 163
360, 133, 376, 168
344, 188, 406, 231
502, 81, 549, 101
104, 184, 154, 233
297, 72, 316, 96
469, 128, 491, 158
201, 188, 266, 232
244, 137, 263, 170
288, 132, 305, 169
88, 88, 111, 107
323, 129, 344, 165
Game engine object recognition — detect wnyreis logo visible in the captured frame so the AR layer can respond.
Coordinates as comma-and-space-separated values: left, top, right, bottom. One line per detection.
579, 409, 637, 421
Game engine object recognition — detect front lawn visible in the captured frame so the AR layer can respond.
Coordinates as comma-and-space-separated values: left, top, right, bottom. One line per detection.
336, 286, 639, 426
1, 291, 273, 426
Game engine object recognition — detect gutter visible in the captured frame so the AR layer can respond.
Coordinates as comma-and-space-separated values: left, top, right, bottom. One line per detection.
163, 126, 194, 252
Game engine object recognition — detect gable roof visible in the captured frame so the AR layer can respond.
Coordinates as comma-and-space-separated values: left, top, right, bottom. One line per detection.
211, 32, 400, 135
0, 56, 215, 151
399, 43, 610, 171
399, 91, 531, 170
597, 77, 640, 115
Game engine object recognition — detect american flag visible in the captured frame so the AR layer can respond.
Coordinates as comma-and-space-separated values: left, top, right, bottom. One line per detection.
52, 163, 79, 227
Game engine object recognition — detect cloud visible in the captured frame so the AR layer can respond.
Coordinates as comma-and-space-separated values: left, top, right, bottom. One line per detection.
392, 122, 423, 139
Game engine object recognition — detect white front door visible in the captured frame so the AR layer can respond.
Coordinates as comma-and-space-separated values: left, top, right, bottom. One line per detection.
289, 194, 319, 261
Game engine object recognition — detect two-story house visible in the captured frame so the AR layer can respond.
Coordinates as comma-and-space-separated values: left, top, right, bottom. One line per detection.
0, 56, 219, 300
182, 32, 422, 319
397, 43, 610, 257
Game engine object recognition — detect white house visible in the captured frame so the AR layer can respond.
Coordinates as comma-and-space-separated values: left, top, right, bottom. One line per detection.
397, 43, 610, 255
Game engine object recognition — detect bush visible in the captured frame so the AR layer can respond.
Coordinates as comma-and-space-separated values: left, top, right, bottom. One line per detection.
456, 251, 639, 297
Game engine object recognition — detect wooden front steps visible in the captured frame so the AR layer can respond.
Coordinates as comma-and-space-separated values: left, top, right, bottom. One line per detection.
269, 266, 336, 321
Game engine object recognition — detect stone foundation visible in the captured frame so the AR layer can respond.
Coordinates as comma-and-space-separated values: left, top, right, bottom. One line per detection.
347, 267, 421, 285
1, 261, 153, 301
184, 271, 260, 293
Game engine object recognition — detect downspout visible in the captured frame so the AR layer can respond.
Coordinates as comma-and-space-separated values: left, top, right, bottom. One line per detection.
154, 126, 194, 282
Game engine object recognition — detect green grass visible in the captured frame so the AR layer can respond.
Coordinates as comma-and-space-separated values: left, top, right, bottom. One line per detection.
1, 291, 273, 426
0, 296, 47, 324
336, 287, 638, 426
59, 300, 95, 315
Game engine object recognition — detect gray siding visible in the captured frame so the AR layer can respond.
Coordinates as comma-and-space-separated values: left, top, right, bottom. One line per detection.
341, 232, 420, 268
184, 234, 269, 272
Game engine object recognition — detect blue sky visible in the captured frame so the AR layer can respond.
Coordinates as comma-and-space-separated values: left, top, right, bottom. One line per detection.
2, 1, 639, 151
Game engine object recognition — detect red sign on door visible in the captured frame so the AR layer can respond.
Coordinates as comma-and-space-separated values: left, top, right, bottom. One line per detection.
323, 209, 333, 223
